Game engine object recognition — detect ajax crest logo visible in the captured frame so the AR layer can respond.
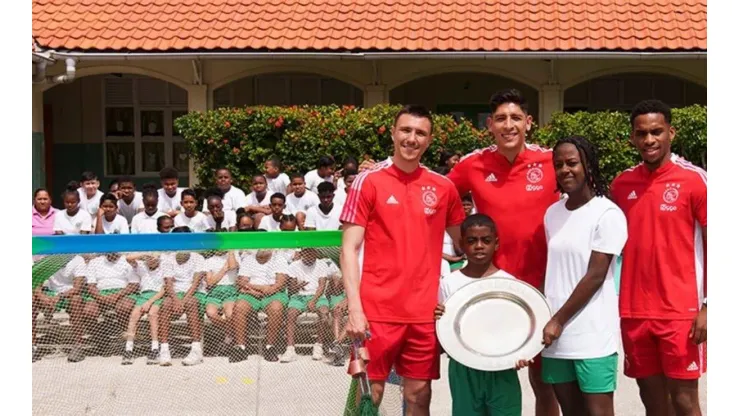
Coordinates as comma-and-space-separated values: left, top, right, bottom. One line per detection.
526, 163, 544, 192
421, 186, 438, 215
660, 183, 680, 212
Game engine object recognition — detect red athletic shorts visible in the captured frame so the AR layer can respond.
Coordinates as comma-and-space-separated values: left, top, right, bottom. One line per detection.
621, 318, 706, 380
363, 321, 440, 381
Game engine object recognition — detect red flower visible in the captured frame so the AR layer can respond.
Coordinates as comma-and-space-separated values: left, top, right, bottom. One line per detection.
378, 126, 386, 134
207, 139, 214, 145
224, 121, 231, 128
339, 129, 346, 136
223, 139, 229, 144
275, 120, 284, 128
232, 148, 240, 154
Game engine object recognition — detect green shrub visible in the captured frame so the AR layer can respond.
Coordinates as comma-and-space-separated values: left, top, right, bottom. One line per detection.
175, 104, 706, 189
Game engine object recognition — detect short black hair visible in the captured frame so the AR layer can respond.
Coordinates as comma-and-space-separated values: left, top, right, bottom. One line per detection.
204, 187, 225, 200
100, 193, 118, 205
117, 175, 135, 186
108, 179, 119, 190
171, 226, 192, 233
461, 193, 473, 203
280, 214, 297, 224
80, 171, 98, 182
393, 104, 434, 132
181, 188, 197, 200
343, 167, 358, 179
290, 173, 305, 181
317, 156, 335, 169
317, 182, 335, 194
252, 173, 267, 182
438, 150, 457, 167
271, 192, 286, 203
159, 167, 179, 180
433, 165, 450, 176
34, 188, 49, 198
553, 136, 609, 198
215, 167, 231, 176
630, 99, 672, 128
461, 214, 498, 236
141, 182, 158, 193
142, 187, 158, 200
62, 182, 80, 201
489, 89, 528, 114
157, 215, 172, 228
343, 157, 359, 169
267, 157, 283, 170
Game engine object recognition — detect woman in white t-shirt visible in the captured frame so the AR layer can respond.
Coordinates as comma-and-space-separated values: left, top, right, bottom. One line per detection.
95, 193, 130, 234
53, 184, 93, 235
541, 137, 628, 415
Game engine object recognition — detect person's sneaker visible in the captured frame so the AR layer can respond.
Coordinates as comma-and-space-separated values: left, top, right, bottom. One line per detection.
67, 346, 85, 363
32, 347, 43, 363
312, 344, 324, 361
331, 344, 347, 367
280, 348, 298, 363
146, 349, 159, 365
121, 350, 135, 365
264, 345, 279, 362
228, 347, 249, 363
159, 348, 172, 367
182, 348, 204, 366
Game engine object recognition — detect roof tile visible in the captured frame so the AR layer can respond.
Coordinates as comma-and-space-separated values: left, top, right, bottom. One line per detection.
32, 0, 707, 52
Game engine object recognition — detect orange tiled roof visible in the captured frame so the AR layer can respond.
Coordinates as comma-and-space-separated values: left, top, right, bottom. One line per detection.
32, 0, 707, 53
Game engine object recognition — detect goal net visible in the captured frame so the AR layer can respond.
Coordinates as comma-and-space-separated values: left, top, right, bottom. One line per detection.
31, 232, 413, 416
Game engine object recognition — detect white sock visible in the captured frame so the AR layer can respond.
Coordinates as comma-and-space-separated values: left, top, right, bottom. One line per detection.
33, 345, 38, 351
224, 335, 233, 345
192, 342, 202, 352
236, 345, 246, 350
314, 342, 322, 347
285, 346, 295, 353
161, 343, 170, 353
151, 341, 159, 350
125, 340, 134, 352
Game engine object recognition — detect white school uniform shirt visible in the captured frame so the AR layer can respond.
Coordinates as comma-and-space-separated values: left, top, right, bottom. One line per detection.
288, 259, 331, 296
285, 191, 320, 215
44, 255, 87, 294
53, 209, 93, 234
157, 188, 185, 213
203, 210, 237, 230
304, 169, 333, 194
174, 211, 208, 232
78, 189, 104, 217
245, 190, 274, 210
542, 196, 628, 360
266, 173, 291, 195
204, 254, 237, 286
238, 254, 290, 286
168, 253, 207, 294
101, 215, 130, 234
130, 211, 166, 234
86, 256, 137, 291
304, 204, 342, 230
134, 259, 170, 292
203, 186, 248, 212
439, 269, 516, 303
118, 192, 143, 224
442, 232, 457, 257
258, 215, 283, 231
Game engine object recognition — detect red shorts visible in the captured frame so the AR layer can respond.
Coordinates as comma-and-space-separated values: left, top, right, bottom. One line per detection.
363, 321, 440, 381
621, 318, 706, 380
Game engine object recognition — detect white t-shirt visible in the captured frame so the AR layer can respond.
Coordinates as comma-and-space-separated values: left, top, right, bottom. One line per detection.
44, 255, 87, 293
440, 259, 451, 277
439, 269, 516, 303
78, 189, 104, 217
168, 253, 206, 293
258, 215, 283, 231
86, 256, 136, 291
204, 254, 237, 286
131, 211, 167, 234
53, 209, 93, 235
542, 196, 628, 360
203, 210, 237, 231
288, 259, 331, 296
238, 254, 290, 286
101, 215, 130, 234
304, 169, 333, 194
157, 188, 185, 213
305, 204, 342, 230
118, 192, 143, 224
335, 177, 347, 200
201, 186, 248, 213
266, 173, 291, 195
245, 190, 274, 209
134, 259, 169, 292
285, 191, 320, 215
174, 211, 208, 232
442, 232, 457, 257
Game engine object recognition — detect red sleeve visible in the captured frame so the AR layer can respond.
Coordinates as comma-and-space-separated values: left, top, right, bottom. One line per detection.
446, 158, 471, 195
339, 174, 375, 227
445, 182, 466, 227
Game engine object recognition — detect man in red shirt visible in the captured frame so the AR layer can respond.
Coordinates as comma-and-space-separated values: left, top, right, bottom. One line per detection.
611, 100, 707, 416
340, 105, 465, 415
447, 89, 561, 416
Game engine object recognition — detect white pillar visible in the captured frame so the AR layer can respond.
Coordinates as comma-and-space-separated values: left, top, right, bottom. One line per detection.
186, 84, 209, 187
32, 87, 45, 191
364, 84, 388, 108
539, 84, 563, 126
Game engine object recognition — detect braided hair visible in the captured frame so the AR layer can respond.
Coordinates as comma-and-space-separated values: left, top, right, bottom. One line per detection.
553, 136, 609, 198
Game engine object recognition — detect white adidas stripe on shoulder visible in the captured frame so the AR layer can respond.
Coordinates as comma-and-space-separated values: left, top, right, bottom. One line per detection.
458, 146, 497, 163
525, 143, 553, 153
342, 158, 392, 223
672, 154, 707, 185
423, 165, 456, 185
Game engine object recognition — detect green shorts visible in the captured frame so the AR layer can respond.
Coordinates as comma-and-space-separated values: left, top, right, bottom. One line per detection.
542, 353, 618, 393
449, 358, 521, 416
206, 285, 238, 306
83, 288, 123, 303
287, 294, 329, 312
236, 291, 288, 311
40, 289, 69, 312
134, 290, 160, 307
329, 293, 346, 309
450, 261, 466, 271
153, 292, 207, 316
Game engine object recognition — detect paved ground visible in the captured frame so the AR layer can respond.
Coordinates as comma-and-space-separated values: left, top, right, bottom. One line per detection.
32, 348, 706, 415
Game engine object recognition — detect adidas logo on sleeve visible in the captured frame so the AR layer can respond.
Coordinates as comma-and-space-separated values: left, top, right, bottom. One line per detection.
485, 173, 498, 182
627, 190, 637, 200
